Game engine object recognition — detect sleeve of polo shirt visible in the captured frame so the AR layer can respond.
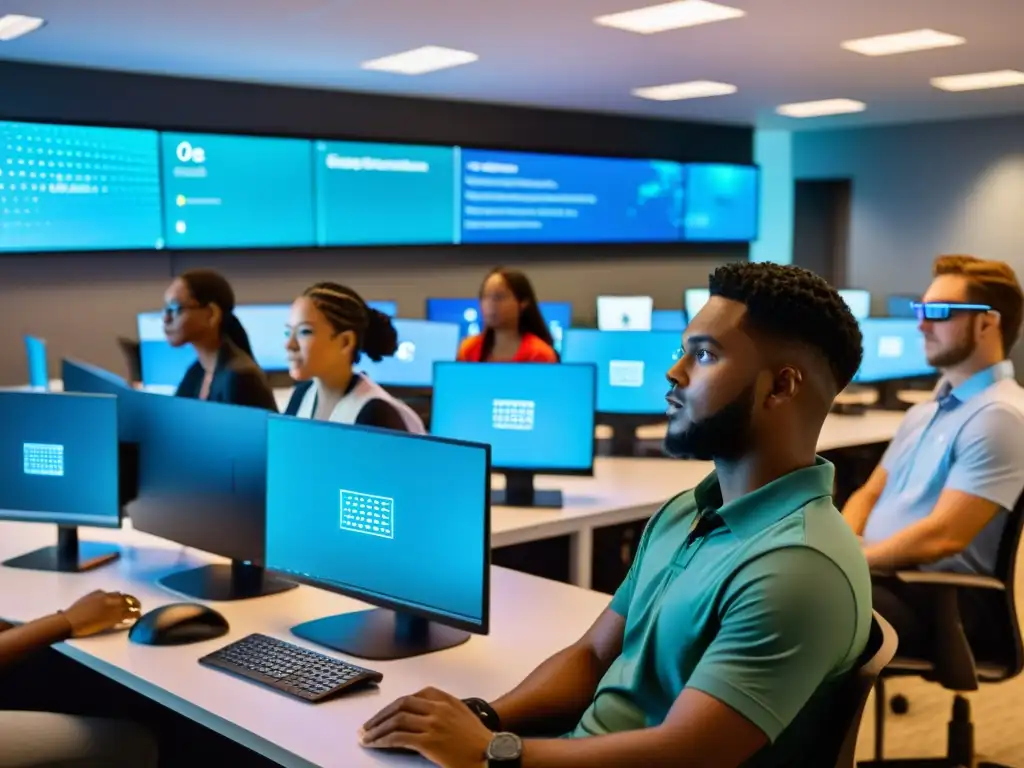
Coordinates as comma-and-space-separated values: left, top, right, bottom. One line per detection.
945, 403, 1024, 509
685, 548, 859, 742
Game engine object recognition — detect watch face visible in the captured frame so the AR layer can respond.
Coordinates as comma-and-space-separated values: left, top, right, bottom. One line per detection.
488, 733, 522, 761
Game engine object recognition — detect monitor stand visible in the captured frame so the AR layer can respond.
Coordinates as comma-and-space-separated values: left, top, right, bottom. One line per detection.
2, 525, 120, 573
159, 560, 297, 601
291, 609, 470, 661
491, 471, 563, 508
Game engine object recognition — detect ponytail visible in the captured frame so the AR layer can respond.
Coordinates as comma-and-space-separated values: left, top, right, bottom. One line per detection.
222, 312, 255, 358
303, 282, 399, 363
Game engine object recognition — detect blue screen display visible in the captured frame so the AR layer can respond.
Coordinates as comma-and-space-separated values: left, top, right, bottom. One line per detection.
367, 300, 397, 318
0, 392, 119, 527
684, 288, 711, 322
161, 132, 315, 249
887, 295, 918, 319
137, 311, 196, 388
840, 289, 871, 321
235, 304, 291, 372
562, 329, 680, 414
651, 309, 687, 332
682, 163, 759, 242
0, 121, 163, 253
61, 359, 143, 444
425, 298, 572, 353
357, 319, 460, 387
315, 141, 456, 246
460, 149, 684, 244
265, 417, 489, 626
854, 318, 935, 383
24, 335, 48, 389
431, 362, 595, 472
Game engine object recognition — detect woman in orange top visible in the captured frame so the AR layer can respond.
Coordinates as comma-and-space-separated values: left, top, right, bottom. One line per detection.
457, 267, 560, 363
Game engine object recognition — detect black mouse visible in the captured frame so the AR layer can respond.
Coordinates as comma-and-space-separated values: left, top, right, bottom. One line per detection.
129, 603, 229, 646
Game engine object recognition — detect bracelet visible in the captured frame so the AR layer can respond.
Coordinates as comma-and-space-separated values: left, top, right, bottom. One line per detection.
462, 697, 502, 731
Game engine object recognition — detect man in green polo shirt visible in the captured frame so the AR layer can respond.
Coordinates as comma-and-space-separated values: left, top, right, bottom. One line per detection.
361, 262, 872, 768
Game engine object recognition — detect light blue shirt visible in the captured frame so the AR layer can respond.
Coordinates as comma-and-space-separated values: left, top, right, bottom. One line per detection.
863, 361, 1024, 574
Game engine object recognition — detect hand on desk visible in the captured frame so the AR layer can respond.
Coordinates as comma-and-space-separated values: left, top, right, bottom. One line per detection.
361, 686, 492, 768
62, 590, 142, 637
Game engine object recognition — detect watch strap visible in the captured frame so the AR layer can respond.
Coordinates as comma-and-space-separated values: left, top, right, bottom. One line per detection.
462, 697, 502, 731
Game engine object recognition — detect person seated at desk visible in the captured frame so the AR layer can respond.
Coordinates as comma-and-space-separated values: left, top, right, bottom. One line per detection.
283, 282, 424, 432
843, 255, 1024, 657
457, 267, 558, 363
0, 590, 156, 767
164, 268, 277, 411
360, 262, 871, 768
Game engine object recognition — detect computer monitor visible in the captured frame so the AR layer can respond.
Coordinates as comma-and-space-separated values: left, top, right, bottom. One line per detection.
431, 362, 596, 508
540, 301, 572, 354
651, 309, 687, 332
887, 294, 919, 319
853, 318, 935, 384
367, 300, 397, 317
0, 391, 121, 572
357, 319, 460, 388
265, 416, 490, 660
137, 311, 195, 388
684, 288, 710, 323
597, 295, 653, 331
425, 297, 573, 353
24, 335, 48, 390
127, 392, 296, 601
839, 289, 871, 321
234, 304, 291, 372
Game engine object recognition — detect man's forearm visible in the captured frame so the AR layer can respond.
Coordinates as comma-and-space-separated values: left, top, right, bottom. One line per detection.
491, 643, 608, 736
0, 613, 73, 669
841, 489, 876, 536
864, 519, 959, 571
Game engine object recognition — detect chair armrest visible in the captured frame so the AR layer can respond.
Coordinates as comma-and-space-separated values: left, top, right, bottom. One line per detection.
892, 571, 1005, 591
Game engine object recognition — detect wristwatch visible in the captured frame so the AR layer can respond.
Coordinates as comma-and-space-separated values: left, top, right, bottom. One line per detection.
486, 732, 523, 767
462, 697, 502, 731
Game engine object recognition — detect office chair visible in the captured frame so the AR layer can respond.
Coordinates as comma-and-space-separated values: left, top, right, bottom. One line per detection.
117, 336, 142, 384
860, 496, 1024, 767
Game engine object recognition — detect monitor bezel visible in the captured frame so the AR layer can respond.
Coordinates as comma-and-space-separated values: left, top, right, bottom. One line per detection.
431, 361, 597, 477
263, 415, 492, 636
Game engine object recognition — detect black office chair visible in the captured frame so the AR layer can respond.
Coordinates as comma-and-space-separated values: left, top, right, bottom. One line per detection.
860, 496, 1024, 767
811, 611, 898, 768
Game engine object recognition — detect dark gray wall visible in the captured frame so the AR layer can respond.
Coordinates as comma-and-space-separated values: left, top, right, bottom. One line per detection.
0, 62, 752, 385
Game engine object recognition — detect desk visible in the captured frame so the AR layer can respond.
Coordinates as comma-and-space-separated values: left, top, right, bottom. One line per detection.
0, 522, 608, 768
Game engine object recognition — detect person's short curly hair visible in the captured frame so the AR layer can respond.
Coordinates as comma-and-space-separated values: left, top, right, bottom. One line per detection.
709, 262, 863, 391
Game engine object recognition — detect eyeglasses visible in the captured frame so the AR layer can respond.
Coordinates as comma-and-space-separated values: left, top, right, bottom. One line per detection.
162, 301, 202, 319
911, 302, 993, 321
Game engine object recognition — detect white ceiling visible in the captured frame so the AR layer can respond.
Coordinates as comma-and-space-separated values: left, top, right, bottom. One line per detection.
2, 0, 1023, 130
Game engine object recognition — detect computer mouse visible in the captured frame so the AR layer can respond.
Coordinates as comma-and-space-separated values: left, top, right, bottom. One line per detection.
128, 602, 229, 646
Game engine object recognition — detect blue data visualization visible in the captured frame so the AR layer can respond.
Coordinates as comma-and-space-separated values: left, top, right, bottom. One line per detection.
562, 329, 680, 414
0, 121, 163, 253
265, 417, 489, 627
0, 392, 119, 527
431, 362, 595, 472
357, 319, 460, 387
161, 132, 315, 249
460, 149, 684, 244
682, 164, 759, 242
315, 141, 456, 246
137, 312, 196, 389
854, 318, 934, 383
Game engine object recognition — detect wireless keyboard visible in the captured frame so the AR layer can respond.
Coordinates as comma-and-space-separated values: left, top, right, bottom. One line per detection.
199, 633, 383, 703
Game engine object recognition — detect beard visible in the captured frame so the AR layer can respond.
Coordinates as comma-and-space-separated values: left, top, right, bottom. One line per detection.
926, 326, 976, 368
663, 382, 756, 462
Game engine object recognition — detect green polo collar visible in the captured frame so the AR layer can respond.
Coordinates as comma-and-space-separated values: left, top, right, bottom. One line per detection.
693, 457, 835, 540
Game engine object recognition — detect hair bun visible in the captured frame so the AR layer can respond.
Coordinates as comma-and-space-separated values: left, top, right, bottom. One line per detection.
361, 309, 399, 362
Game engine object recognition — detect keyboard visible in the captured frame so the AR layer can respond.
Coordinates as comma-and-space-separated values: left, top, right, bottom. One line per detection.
199, 633, 383, 703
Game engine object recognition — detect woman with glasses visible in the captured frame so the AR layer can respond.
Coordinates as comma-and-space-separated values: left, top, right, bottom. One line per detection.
283, 282, 425, 432
163, 268, 277, 411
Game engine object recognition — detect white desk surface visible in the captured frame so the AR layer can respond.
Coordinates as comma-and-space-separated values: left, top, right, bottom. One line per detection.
0, 522, 608, 768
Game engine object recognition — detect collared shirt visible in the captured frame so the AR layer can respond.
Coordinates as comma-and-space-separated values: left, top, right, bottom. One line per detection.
569, 459, 872, 767
864, 361, 1024, 574
175, 340, 278, 412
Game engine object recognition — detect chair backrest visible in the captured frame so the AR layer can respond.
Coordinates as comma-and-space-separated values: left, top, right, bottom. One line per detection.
991, 492, 1024, 678
823, 612, 899, 768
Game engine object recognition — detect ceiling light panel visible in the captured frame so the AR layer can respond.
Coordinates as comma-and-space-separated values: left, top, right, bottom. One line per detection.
595, 0, 745, 35
776, 99, 867, 118
931, 70, 1024, 92
360, 46, 478, 76
841, 28, 965, 57
633, 80, 737, 101
0, 14, 45, 41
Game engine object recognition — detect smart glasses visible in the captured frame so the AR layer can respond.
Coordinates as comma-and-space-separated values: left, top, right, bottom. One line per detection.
911, 302, 993, 322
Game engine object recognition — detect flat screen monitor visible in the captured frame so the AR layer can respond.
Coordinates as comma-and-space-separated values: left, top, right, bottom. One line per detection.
424, 298, 572, 353
127, 392, 296, 601
160, 132, 315, 249
459, 149, 684, 244
562, 329, 679, 415
137, 311, 196, 389
24, 335, 48, 390
431, 362, 596, 508
315, 141, 457, 246
887, 294, 919, 319
0, 391, 121, 572
0, 121, 163, 253
839, 289, 871, 321
682, 163, 760, 242
368, 300, 398, 318
684, 288, 710, 323
234, 304, 291, 372
651, 309, 687, 332
853, 318, 935, 384
357, 319, 460, 388
597, 295, 654, 331
265, 416, 490, 660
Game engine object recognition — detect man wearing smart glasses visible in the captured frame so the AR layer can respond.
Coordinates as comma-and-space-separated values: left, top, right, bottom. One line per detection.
843, 254, 1024, 657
